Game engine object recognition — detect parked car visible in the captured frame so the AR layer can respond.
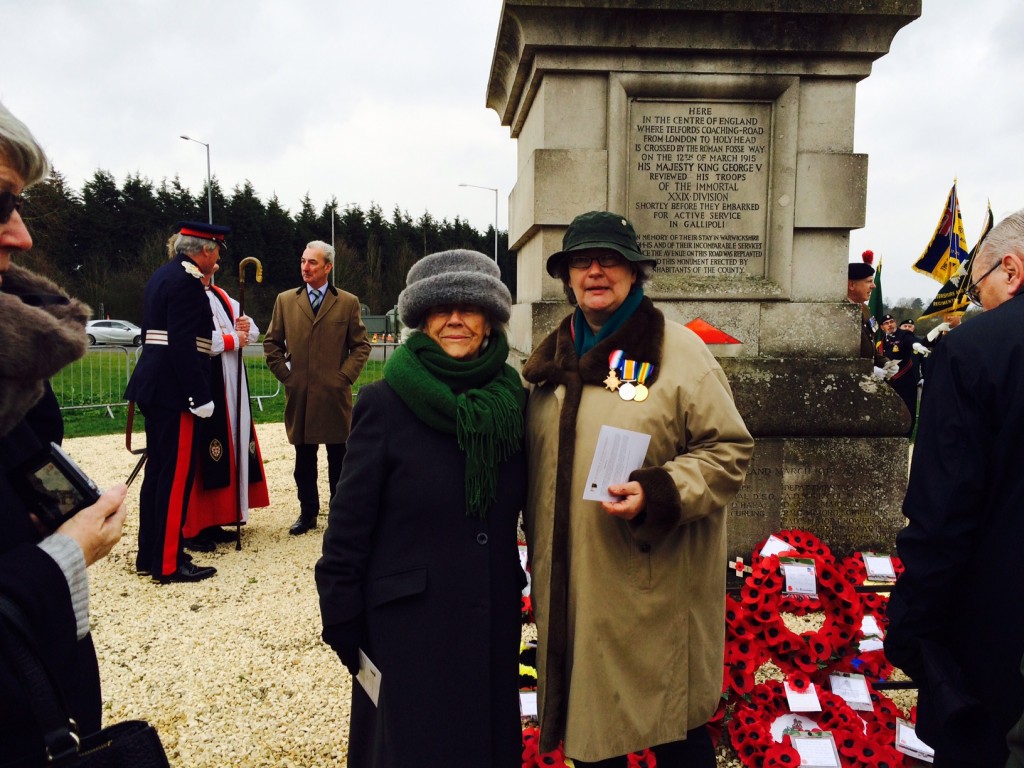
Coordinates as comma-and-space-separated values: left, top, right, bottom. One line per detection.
86, 319, 142, 346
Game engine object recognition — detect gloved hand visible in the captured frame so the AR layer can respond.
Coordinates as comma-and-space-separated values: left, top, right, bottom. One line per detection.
912, 342, 931, 357
322, 618, 362, 676
872, 366, 887, 380
880, 359, 900, 380
926, 322, 951, 342
189, 401, 215, 418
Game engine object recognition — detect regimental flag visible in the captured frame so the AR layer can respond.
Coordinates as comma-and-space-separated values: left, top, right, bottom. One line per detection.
913, 182, 969, 285
919, 201, 994, 321
868, 258, 884, 335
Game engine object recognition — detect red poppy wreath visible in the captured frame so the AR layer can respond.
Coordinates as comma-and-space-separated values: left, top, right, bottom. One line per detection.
739, 550, 863, 677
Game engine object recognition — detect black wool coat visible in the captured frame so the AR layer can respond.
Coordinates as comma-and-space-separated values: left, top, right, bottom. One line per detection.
0, 394, 102, 764
886, 292, 1024, 763
315, 381, 526, 768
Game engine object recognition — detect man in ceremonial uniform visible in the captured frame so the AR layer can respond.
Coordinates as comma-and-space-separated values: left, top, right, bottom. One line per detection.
182, 263, 270, 549
264, 240, 370, 535
125, 221, 225, 583
887, 208, 1024, 764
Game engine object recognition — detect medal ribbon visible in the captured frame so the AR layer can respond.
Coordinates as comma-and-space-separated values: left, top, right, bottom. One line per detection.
636, 361, 653, 386
621, 358, 637, 383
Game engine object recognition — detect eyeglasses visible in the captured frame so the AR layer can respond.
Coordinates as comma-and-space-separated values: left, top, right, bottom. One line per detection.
965, 261, 1001, 307
0, 190, 25, 225
566, 252, 626, 270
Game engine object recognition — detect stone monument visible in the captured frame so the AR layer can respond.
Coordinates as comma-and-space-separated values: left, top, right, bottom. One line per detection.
487, 0, 922, 559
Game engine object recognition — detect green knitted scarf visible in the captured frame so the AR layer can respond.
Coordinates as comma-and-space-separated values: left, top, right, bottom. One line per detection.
383, 331, 525, 518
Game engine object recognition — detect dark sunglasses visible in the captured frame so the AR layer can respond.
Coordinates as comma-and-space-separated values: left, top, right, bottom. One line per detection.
965, 260, 1001, 307
0, 190, 25, 225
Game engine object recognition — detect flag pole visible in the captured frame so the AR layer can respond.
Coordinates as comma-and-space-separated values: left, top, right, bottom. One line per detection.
235, 257, 263, 551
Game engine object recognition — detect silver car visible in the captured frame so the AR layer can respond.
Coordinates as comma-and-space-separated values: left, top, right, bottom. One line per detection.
86, 319, 142, 346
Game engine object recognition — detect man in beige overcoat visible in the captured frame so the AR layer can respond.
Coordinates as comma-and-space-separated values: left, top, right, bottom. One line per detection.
264, 240, 370, 535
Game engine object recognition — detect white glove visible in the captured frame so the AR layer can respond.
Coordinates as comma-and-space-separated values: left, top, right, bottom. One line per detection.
882, 359, 900, 380
926, 322, 951, 342
189, 401, 215, 418
912, 342, 931, 358
872, 366, 887, 380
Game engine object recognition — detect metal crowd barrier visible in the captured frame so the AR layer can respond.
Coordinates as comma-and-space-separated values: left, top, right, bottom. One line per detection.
53, 342, 396, 416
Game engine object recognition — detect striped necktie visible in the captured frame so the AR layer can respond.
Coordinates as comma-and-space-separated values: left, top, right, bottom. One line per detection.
310, 289, 322, 313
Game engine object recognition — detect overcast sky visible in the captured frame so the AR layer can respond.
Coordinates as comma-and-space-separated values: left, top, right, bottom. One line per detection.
4, 0, 1018, 303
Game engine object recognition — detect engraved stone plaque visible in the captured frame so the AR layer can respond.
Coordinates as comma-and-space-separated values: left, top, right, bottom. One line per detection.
628, 100, 771, 279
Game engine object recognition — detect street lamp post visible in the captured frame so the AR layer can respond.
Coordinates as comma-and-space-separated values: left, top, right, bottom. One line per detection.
180, 135, 212, 224
458, 183, 498, 262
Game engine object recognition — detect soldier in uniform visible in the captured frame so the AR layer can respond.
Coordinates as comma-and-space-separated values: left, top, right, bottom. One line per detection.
878, 314, 919, 437
125, 221, 226, 583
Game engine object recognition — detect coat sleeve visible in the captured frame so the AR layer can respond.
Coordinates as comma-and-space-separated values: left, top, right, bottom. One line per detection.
339, 299, 371, 385
628, 360, 754, 544
263, 294, 290, 382
168, 277, 214, 407
315, 385, 388, 626
885, 337, 987, 680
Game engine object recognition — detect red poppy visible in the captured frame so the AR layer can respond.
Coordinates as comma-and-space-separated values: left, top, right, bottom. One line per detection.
763, 741, 801, 767
787, 671, 811, 692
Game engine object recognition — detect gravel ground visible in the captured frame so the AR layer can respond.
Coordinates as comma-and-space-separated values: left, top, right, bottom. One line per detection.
67, 426, 914, 767
70, 425, 352, 768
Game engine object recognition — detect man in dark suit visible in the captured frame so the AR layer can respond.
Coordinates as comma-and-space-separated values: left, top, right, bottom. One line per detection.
125, 221, 226, 583
264, 240, 370, 535
886, 208, 1024, 765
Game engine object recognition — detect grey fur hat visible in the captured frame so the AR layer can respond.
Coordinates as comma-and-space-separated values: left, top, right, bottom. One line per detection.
398, 249, 511, 328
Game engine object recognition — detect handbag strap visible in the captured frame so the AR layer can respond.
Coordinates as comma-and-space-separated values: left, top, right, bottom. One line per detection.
0, 595, 81, 764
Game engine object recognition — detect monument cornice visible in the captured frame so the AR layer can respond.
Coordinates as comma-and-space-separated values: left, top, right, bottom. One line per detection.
488, 0, 921, 128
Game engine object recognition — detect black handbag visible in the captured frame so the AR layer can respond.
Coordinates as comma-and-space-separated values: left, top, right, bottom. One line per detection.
0, 596, 171, 767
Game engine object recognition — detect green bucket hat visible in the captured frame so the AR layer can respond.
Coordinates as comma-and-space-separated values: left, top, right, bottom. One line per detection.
545, 211, 656, 277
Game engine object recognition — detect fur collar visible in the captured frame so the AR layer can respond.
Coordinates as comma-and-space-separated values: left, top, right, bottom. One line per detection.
523, 297, 666, 387
0, 264, 90, 437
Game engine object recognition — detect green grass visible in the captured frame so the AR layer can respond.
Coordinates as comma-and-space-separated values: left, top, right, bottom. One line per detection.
55, 352, 386, 439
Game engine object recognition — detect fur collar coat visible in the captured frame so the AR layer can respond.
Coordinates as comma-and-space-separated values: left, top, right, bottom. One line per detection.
522, 297, 753, 759
0, 264, 90, 438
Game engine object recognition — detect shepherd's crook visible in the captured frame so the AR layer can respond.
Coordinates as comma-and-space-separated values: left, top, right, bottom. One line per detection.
234, 257, 263, 551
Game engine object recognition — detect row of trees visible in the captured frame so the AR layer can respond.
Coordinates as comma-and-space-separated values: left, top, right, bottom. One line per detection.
20, 170, 512, 326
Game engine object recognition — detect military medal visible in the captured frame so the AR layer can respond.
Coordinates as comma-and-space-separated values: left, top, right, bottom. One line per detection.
606, 349, 625, 392
633, 361, 653, 402
618, 358, 638, 401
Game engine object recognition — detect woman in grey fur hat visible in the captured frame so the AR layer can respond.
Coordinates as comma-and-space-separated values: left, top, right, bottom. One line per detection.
315, 249, 527, 768
0, 101, 128, 763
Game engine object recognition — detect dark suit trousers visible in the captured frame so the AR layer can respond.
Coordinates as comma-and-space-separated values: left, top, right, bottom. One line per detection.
294, 443, 346, 521
137, 404, 199, 576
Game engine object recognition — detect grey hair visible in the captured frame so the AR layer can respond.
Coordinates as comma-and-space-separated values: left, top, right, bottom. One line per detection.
556, 259, 654, 306
174, 234, 219, 257
307, 240, 335, 266
0, 101, 51, 186
975, 208, 1024, 272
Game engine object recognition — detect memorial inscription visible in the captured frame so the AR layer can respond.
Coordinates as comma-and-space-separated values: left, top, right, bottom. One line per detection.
628, 100, 771, 278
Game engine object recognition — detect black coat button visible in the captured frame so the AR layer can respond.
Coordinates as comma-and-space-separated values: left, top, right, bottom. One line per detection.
476, 533, 488, 545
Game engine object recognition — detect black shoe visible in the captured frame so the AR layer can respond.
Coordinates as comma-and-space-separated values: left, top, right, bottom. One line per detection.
200, 526, 239, 543
154, 562, 217, 584
289, 517, 317, 536
184, 536, 216, 552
